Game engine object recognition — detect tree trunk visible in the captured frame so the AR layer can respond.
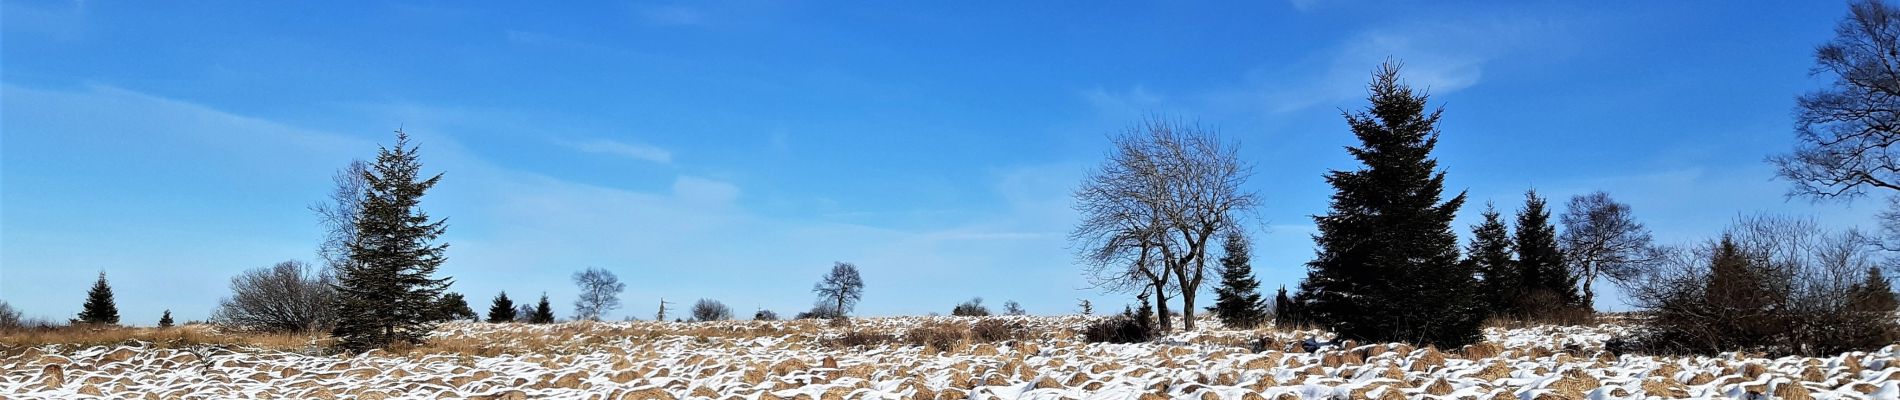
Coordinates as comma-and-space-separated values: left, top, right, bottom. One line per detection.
1152, 283, 1171, 333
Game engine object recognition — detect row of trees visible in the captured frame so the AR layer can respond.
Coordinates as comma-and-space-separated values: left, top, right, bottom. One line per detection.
1073, 0, 1900, 354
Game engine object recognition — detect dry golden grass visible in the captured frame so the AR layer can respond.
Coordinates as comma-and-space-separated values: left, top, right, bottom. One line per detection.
0, 324, 324, 352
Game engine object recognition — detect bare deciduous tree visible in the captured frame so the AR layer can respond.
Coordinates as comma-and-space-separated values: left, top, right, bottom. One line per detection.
1559, 191, 1660, 305
691, 299, 732, 322
311, 160, 369, 270
1774, 0, 1900, 247
572, 267, 624, 321
212, 260, 337, 332
0, 301, 22, 330
812, 262, 863, 319
1073, 119, 1257, 331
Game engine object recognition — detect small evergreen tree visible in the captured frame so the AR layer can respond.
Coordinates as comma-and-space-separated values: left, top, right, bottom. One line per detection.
1466, 203, 1519, 317
487, 292, 517, 323
330, 129, 453, 351
1848, 267, 1897, 314
1078, 299, 1093, 315
1514, 190, 1580, 316
158, 310, 175, 328
1272, 286, 1300, 327
432, 292, 477, 321
77, 272, 120, 325
1208, 230, 1267, 328
1295, 61, 1482, 347
531, 293, 556, 324
1134, 292, 1156, 333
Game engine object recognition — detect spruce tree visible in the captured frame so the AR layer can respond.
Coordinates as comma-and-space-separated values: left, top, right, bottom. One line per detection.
531, 293, 556, 324
1513, 190, 1579, 316
432, 292, 477, 321
1296, 61, 1482, 347
1272, 286, 1300, 327
1848, 267, 1898, 314
77, 271, 120, 325
1208, 230, 1267, 328
1466, 203, 1519, 318
158, 310, 175, 328
331, 129, 453, 352
487, 291, 517, 323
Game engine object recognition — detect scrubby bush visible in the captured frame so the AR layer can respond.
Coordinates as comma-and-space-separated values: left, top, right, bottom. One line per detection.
753, 309, 779, 321
1003, 300, 1027, 316
1082, 314, 1153, 344
213, 260, 336, 332
952, 297, 991, 316
0, 301, 21, 330
692, 299, 732, 322
1618, 215, 1900, 356
970, 318, 1025, 342
905, 321, 969, 352
824, 330, 896, 348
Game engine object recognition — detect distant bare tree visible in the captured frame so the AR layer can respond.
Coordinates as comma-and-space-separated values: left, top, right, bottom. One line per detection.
311, 160, 369, 270
691, 299, 732, 322
213, 260, 337, 332
0, 301, 21, 330
1774, 0, 1900, 247
1559, 191, 1661, 305
1003, 300, 1027, 316
812, 262, 864, 319
572, 267, 624, 321
1073, 118, 1258, 331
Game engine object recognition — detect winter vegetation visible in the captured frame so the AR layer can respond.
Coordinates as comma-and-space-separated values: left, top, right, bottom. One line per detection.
7, 1, 1900, 399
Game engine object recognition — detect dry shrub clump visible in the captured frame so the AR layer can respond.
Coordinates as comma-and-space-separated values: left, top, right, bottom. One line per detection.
824, 330, 897, 349
0, 324, 326, 352
1081, 315, 1153, 344
970, 319, 1026, 343
905, 321, 969, 352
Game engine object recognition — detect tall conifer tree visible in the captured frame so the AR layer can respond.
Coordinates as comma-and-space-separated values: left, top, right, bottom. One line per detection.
1513, 190, 1579, 315
1208, 230, 1267, 328
1296, 61, 1482, 347
331, 129, 453, 351
1466, 203, 1519, 317
77, 272, 120, 325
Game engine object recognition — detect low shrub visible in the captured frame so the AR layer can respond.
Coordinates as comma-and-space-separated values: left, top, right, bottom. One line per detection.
905, 321, 968, 352
1082, 315, 1152, 344
970, 319, 1025, 342
823, 330, 895, 349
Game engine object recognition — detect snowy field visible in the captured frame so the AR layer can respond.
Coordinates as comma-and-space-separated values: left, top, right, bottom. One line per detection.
2, 316, 1897, 399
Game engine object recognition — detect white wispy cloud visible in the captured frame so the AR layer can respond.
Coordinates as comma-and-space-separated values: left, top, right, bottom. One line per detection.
559, 138, 673, 164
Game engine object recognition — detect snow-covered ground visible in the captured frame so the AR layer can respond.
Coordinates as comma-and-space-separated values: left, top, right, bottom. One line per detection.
2, 316, 1896, 399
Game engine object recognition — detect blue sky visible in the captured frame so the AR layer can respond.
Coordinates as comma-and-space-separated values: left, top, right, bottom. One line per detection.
1, 1, 1878, 324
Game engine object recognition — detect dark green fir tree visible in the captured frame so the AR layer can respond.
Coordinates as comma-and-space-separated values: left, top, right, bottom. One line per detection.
1466, 203, 1519, 318
487, 291, 517, 323
331, 129, 453, 352
1514, 190, 1580, 316
531, 293, 556, 324
77, 271, 120, 325
1295, 61, 1483, 347
1207, 230, 1267, 328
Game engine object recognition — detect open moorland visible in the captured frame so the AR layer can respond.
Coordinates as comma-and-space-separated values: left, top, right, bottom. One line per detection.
2, 316, 1897, 399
